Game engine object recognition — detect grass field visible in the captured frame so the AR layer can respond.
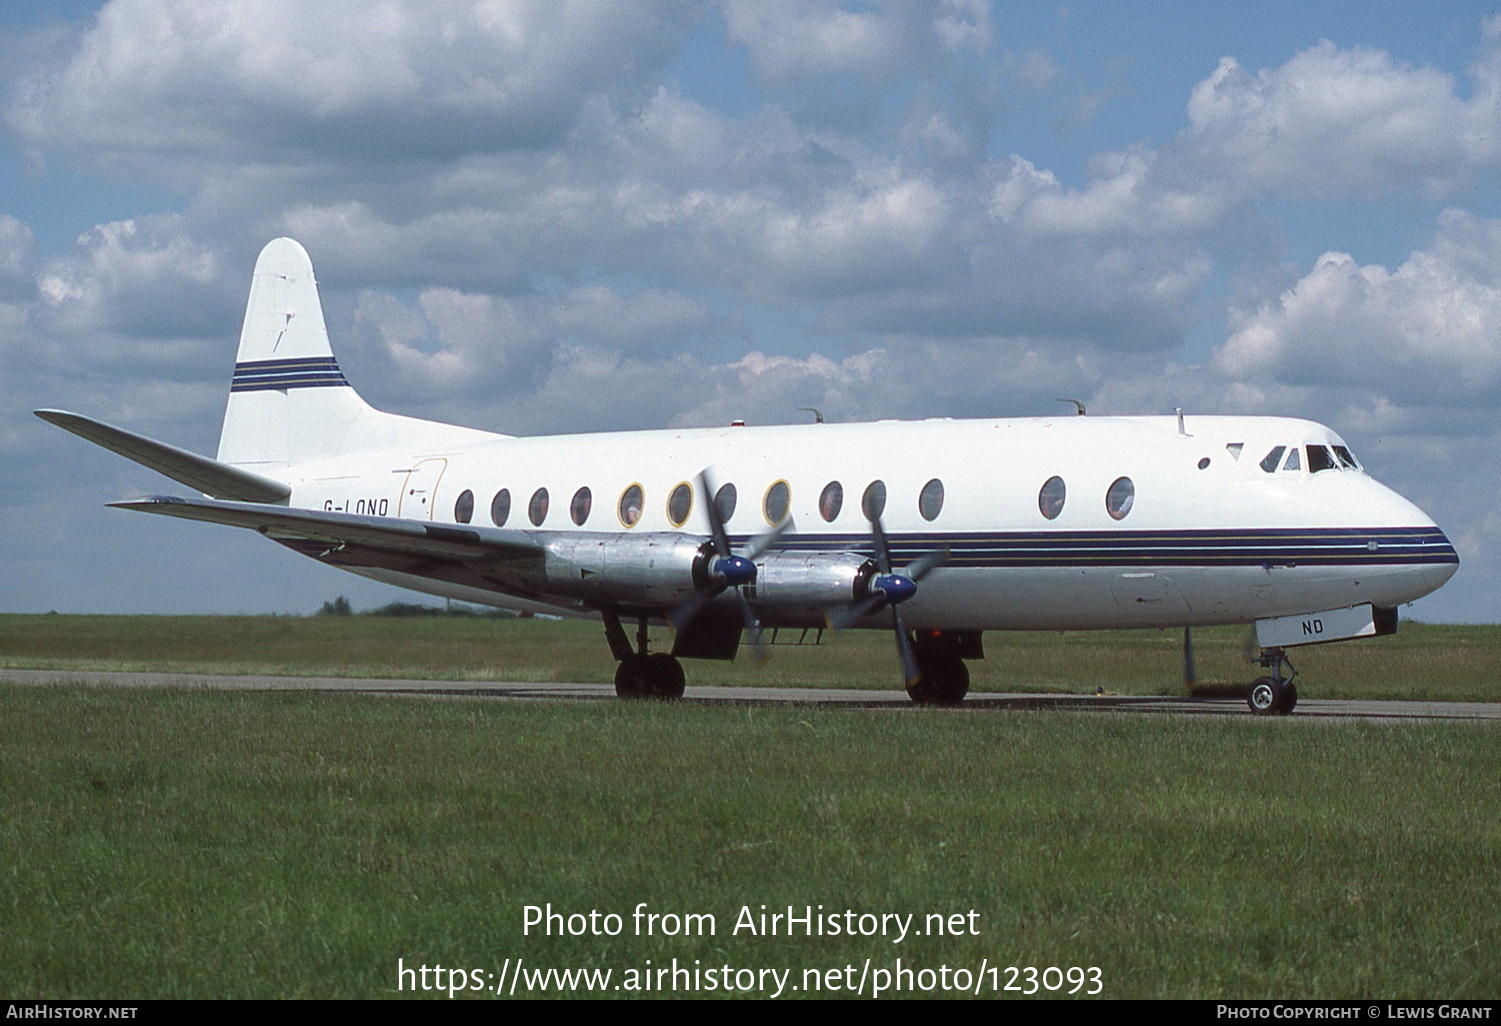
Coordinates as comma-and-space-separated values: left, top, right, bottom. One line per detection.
2, 615, 1498, 999
3, 685, 1498, 1000
4, 613, 1501, 702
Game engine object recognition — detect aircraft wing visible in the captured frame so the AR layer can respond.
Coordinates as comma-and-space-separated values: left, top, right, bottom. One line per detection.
111, 495, 545, 563
36, 409, 292, 504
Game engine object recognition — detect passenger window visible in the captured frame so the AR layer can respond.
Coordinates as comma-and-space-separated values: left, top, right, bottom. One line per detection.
1106, 477, 1134, 520
618, 484, 643, 527
763, 480, 790, 525
861, 480, 887, 522
1308, 446, 1337, 473
528, 488, 549, 526
715, 483, 737, 524
454, 489, 474, 524
490, 489, 511, 527
1038, 476, 1066, 520
1260, 446, 1286, 473
818, 481, 843, 522
1283, 448, 1301, 472
571, 486, 592, 526
919, 478, 944, 521
667, 482, 692, 527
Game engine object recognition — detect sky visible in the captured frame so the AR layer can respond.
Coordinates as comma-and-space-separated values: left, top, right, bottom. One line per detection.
2, 0, 1500, 621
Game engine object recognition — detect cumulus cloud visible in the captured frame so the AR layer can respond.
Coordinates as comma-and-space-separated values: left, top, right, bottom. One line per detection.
6, 0, 694, 176
1184, 38, 1501, 199
1216, 210, 1501, 405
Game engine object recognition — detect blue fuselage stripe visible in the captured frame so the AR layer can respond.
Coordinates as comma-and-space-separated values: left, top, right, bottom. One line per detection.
748, 527, 1457, 569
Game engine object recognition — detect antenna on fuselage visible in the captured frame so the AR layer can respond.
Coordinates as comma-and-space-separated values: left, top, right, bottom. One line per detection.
799, 407, 824, 424
1057, 398, 1086, 416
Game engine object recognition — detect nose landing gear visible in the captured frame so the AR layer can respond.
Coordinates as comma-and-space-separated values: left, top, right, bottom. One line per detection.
1248, 647, 1297, 715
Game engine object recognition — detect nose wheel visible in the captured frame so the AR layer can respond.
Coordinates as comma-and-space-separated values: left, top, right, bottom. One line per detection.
1248, 647, 1298, 715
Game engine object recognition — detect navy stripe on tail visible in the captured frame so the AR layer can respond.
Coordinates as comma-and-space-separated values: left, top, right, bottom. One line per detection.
230, 357, 349, 392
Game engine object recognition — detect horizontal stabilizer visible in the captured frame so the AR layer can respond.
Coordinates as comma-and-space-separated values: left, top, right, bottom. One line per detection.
36, 409, 291, 504
111, 495, 544, 563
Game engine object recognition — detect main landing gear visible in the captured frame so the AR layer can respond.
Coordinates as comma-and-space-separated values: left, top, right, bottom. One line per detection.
905, 631, 973, 706
1247, 647, 1298, 716
605, 612, 686, 699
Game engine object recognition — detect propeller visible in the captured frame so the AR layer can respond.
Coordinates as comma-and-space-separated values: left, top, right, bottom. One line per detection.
1182, 626, 1198, 687
671, 470, 786, 661
828, 517, 944, 686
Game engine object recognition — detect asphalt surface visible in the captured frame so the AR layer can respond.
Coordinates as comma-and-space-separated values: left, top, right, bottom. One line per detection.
4, 668, 1499, 722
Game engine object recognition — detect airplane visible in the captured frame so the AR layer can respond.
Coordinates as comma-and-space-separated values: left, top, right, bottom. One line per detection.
36, 238, 1459, 714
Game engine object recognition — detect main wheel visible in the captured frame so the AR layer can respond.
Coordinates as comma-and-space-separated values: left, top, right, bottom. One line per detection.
646, 652, 686, 699
614, 654, 654, 699
1248, 675, 1292, 715
907, 656, 970, 706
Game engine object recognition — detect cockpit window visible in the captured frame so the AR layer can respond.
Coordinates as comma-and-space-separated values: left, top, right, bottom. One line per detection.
1332, 445, 1359, 470
1283, 448, 1301, 472
1307, 445, 1338, 474
1259, 446, 1286, 473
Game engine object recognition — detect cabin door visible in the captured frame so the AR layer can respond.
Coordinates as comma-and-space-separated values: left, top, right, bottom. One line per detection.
397, 458, 448, 520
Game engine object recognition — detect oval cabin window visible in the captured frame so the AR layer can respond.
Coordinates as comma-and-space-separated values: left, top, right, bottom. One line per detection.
490, 489, 511, 527
919, 479, 944, 521
861, 480, 887, 522
528, 487, 549, 526
1038, 476, 1066, 520
819, 481, 843, 522
667, 482, 693, 527
454, 488, 474, 524
1105, 477, 1134, 521
715, 483, 737, 524
570, 486, 592, 526
763, 480, 790, 525
618, 484, 644, 527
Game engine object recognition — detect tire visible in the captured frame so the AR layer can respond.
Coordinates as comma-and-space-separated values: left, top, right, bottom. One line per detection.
1248, 675, 1288, 715
907, 657, 970, 706
647, 652, 686, 699
614, 654, 654, 699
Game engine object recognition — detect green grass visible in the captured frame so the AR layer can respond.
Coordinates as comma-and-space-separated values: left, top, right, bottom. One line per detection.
1, 685, 1496, 999
2, 614, 1500, 702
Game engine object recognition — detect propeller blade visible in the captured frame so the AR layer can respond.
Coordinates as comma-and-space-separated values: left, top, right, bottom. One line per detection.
696, 469, 732, 557
743, 518, 789, 561
891, 604, 920, 686
737, 590, 770, 664
870, 517, 894, 573
903, 547, 946, 582
827, 595, 882, 633
1183, 626, 1198, 686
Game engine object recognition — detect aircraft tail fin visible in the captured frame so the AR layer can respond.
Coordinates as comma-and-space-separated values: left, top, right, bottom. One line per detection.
218, 238, 499, 474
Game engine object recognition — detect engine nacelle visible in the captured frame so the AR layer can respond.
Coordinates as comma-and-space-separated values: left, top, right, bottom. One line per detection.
747, 550, 877, 626
523, 533, 712, 606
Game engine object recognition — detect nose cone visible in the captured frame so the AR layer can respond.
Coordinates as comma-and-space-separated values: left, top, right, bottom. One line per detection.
1358, 476, 1459, 604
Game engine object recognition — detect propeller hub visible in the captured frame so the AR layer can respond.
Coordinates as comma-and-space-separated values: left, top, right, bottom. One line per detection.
711, 554, 756, 587
869, 573, 916, 605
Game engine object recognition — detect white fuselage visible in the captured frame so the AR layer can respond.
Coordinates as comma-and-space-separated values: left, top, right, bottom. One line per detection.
288, 412, 1457, 631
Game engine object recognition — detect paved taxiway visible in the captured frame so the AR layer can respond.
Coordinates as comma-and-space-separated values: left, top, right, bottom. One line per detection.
4, 668, 1499, 722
